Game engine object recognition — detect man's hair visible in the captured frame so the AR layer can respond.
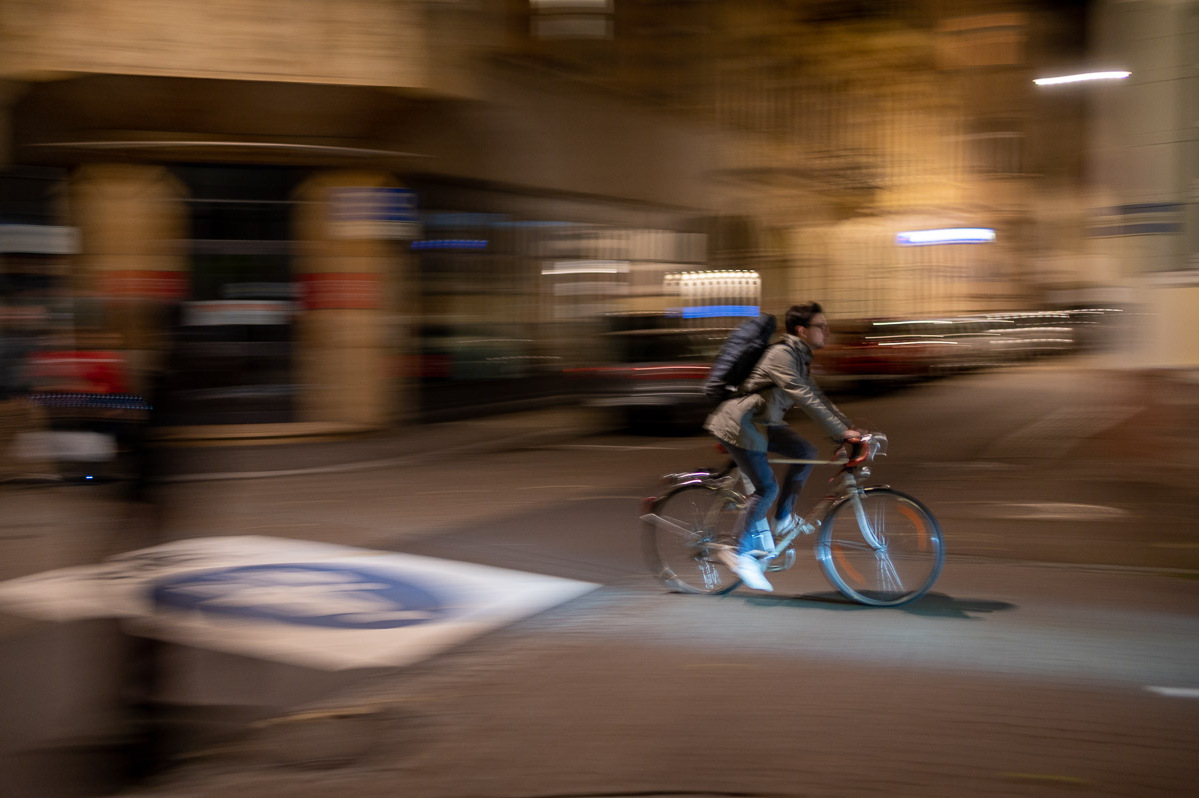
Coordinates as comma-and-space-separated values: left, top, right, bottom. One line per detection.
785, 302, 824, 334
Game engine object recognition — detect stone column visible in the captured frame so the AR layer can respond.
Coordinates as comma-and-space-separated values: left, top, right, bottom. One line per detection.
69, 164, 188, 386
293, 172, 410, 427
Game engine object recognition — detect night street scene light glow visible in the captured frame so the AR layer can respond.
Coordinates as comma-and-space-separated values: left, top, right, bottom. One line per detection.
896, 228, 996, 246
1033, 71, 1130, 85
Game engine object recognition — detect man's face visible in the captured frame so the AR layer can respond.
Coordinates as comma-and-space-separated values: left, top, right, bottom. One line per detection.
799, 312, 830, 350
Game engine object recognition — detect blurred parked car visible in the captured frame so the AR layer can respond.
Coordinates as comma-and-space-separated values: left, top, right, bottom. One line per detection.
569, 324, 733, 433
814, 319, 944, 393
979, 312, 1076, 362
403, 321, 566, 420
407, 322, 552, 382
815, 312, 1082, 392
1064, 307, 1122, 352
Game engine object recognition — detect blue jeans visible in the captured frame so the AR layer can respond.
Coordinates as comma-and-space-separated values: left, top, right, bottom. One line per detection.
722, 427, 818, 554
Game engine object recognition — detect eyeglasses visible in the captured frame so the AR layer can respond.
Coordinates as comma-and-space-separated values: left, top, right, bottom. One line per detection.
807, 323, 830, 332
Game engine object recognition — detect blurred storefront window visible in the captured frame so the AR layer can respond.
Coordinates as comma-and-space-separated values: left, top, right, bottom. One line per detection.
170, 166, 304, 425
403, 180, 706, 420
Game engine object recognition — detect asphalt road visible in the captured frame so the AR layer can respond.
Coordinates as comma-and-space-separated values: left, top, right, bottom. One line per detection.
2, 362, 1197, 797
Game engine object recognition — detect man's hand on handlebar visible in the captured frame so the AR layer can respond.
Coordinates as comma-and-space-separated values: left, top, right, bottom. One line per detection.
837, 428, 875, 465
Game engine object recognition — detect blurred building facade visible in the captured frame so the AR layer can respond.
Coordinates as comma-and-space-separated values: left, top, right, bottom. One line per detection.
1085, 0, 1198, 370
4, 0, 1174, 431
0, 0, 718, 426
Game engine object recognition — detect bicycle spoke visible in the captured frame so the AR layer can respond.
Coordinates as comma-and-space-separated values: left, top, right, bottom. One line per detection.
829, 539, 875, 553
875, 553, 904, 594
642, 512, 700, 543
850, 493, 885, 551
868, 496, 903, 595
643, 484, 741, 595
869, 500, 889, 549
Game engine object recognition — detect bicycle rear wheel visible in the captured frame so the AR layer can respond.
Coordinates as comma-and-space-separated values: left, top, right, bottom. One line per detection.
642, 483, 742, 595
816, 487, 944, 606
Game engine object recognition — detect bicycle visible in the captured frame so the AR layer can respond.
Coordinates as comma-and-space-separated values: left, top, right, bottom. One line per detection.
640, 433, 945, 606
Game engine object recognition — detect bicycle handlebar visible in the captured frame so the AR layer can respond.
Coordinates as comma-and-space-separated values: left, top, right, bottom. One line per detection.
838, 432, 887, 467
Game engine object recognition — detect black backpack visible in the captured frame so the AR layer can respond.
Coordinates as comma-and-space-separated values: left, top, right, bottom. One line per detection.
703, 313, 777, 407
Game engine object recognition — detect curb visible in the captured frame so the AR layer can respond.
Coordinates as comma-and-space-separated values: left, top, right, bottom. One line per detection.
163, 415, 615, 483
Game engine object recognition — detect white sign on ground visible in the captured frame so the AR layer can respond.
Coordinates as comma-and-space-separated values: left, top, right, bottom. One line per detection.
0, 536, 599, 671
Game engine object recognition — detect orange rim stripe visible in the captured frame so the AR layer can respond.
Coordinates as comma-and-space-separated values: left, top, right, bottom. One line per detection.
898, 504, 928, 552
832, 544, 864, 585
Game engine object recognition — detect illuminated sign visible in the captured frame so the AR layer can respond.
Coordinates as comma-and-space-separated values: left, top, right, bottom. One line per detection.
682, 305, 760, 319
665, 270, 761, 318
300, 274, 381, 310
411, 239, 488, 250
542, 260, 629, 275
1034, 71, 1129, 86
896, 228, 995, 246
330, 187, 420, 240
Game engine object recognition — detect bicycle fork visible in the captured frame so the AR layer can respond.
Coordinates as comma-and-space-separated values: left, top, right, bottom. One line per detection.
843, 485, 905, 592
847, 489, 884, 550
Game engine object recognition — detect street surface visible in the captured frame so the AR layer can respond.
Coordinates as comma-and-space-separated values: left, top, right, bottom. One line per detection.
1, 359, 1197, 797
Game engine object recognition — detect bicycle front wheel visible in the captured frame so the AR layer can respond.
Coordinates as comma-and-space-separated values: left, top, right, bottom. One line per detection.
816, 487, 944, 606
642, 483, 742, 595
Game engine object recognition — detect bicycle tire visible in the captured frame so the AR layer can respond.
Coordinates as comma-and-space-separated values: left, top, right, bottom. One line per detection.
642, 483, 743, 595
815, 487, 944, 607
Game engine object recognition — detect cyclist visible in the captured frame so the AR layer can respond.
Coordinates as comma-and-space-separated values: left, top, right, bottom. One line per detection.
704, 302, 864, 591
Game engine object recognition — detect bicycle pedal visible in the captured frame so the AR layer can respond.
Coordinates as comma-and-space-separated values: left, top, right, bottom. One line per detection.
765, 548, 797, 572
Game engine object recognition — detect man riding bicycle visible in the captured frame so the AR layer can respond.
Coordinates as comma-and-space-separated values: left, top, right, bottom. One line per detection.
704, 302, 863, 592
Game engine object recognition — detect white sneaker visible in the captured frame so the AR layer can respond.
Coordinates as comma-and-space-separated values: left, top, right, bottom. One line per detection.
711, 545, 740, 571
774, 513, 813, 538
731, 553, 773, 592
711, 548, 772, 592
774, 513, 799, 537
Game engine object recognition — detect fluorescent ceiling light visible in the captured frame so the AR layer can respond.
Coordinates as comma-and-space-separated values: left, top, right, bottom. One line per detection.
542, 260, 629, 275
896, 228, 995, 246
873, 319, 954, 326
1034, 71, 1130, 86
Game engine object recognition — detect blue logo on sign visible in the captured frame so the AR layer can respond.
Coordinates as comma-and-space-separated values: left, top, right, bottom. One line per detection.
152, 564, 448, 629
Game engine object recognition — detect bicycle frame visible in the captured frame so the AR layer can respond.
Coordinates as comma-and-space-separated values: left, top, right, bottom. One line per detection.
644, 436, 889, 563
760, 433, 889, 561
756, 464, 848, 559
644, 431, 942, 604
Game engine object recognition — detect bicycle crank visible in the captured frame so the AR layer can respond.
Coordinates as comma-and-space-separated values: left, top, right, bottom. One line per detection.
765, 547, 797, 572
